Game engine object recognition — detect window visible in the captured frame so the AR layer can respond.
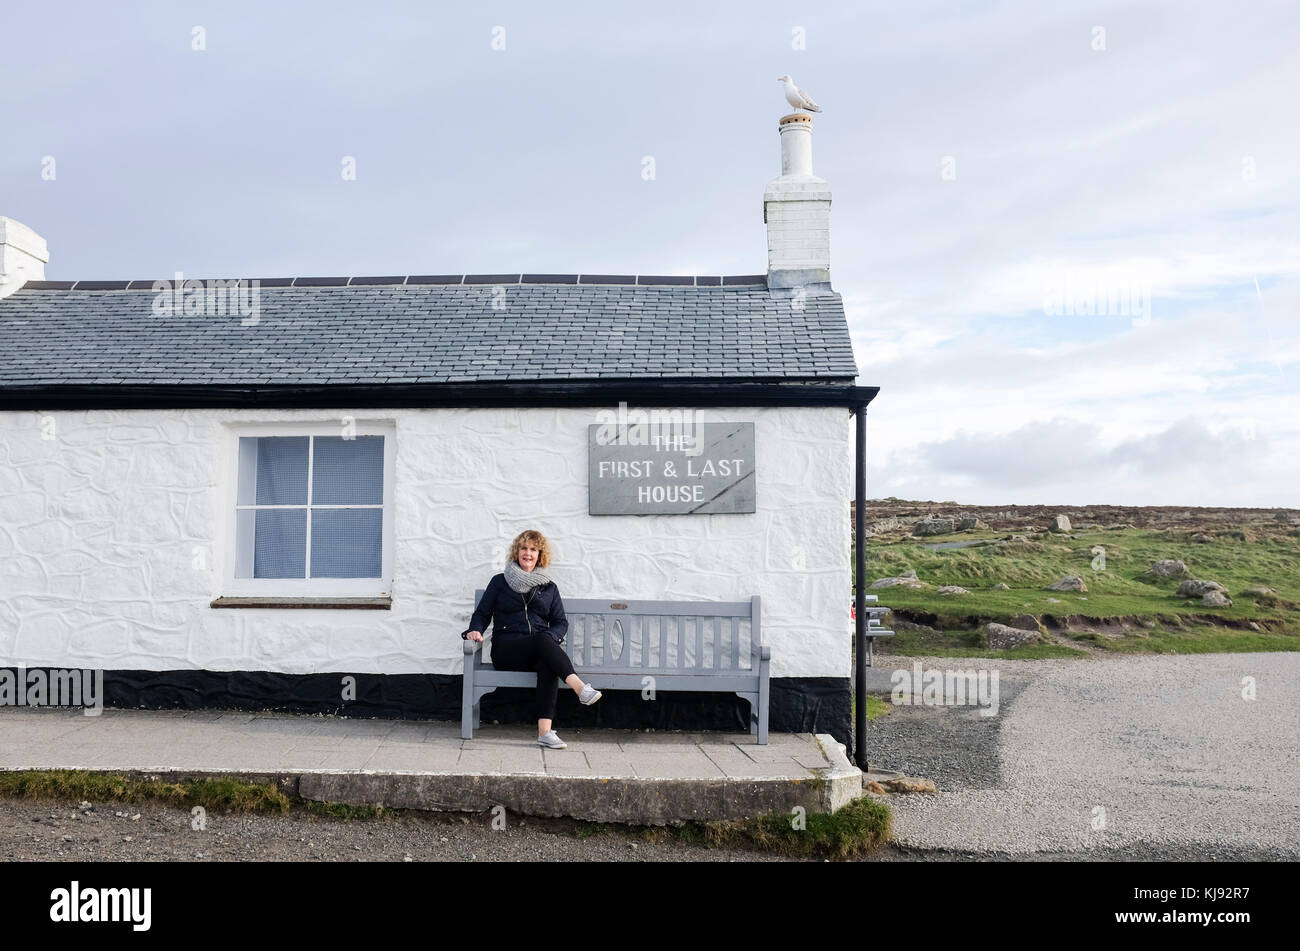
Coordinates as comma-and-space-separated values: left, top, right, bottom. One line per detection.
221, 422, 395, 599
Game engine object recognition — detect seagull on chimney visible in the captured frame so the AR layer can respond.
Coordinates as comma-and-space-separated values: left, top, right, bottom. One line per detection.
777, 75, 822, 113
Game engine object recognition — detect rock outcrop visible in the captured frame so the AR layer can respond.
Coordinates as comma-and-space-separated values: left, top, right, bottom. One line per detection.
1176, 579, 1227, 597
984, 622, 1042, 650
869, 569, 929, 590
1008, 613, 1048, 635
1145, 559, 1189, 580
913, 516, 955, 536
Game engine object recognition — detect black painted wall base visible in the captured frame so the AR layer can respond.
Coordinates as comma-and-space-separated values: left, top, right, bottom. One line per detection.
80, 669, 852, 750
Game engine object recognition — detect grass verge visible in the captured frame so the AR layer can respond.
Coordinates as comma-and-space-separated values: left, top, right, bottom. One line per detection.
698, 795, 892, 859
0, 770, 291, 814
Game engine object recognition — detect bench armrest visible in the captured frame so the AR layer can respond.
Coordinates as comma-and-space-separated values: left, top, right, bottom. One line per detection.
463, 638, 484, 655
750, 642, 771, 661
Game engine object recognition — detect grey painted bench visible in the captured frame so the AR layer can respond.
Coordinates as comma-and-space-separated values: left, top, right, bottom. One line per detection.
462, 592, 770, 743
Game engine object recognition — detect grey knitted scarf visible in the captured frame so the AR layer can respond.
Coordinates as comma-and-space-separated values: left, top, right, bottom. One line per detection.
504, 559, 553, 594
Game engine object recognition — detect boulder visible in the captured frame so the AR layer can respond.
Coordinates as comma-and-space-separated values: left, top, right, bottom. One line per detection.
1201, 590, 1233, 607
936, 585, 971, 596
869, 569, 929, 590
1145, 559, 1189, 580
1048, 575, 1087, 592
1241, 587, 1275, 597
992, 535, 1043, 553
1176, 579, 1227, 598
991, 582, 1011, 591
954, 516, 988, 531
984, 622, 1042, 650
864, 516, 906, 536
1050, 515, 1072, 533
1191, 532, 1214, 543
913, 516, 956, 536
1008, 613, 1048, 635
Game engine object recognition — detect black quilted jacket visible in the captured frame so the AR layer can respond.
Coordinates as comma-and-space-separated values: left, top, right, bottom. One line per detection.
461, 572, 570, 645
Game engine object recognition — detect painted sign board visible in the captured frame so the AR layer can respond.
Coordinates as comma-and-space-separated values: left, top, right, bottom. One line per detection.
588, 422, 756, 515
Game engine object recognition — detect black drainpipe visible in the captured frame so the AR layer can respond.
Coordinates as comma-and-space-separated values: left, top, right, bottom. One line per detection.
853, 400, 868, 770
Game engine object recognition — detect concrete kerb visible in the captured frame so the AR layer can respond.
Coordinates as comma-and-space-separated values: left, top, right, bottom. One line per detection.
0, 759, 862, 827
300, 735, 864, 825
300, 771, 838, 826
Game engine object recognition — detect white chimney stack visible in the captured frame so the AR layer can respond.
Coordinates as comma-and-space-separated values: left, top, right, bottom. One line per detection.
764, 113, 832, 296
0, 217, 49, 299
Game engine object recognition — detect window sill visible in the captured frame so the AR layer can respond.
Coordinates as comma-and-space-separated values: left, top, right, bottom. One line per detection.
210, 597, 392, 610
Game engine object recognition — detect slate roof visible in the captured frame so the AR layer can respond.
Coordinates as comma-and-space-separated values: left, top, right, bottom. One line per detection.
0, 277, 858, 386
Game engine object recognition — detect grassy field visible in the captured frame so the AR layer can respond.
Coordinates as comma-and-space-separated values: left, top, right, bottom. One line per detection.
856, 523, 1300, 659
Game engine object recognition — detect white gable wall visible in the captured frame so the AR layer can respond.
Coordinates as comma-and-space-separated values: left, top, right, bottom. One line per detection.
0, 406, 853, 679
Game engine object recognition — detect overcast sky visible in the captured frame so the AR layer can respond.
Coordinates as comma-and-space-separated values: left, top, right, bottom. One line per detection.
4, 1, 1296, 506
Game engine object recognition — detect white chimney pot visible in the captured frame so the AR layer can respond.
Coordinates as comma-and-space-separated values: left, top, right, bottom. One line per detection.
764, 114, 832, 295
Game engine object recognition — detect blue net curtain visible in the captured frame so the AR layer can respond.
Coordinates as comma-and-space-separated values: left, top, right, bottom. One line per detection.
310, 436, 383, 578
238, 435, 384, 579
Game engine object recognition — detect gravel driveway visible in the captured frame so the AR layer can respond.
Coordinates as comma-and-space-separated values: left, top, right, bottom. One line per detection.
866, 652, 1300, 858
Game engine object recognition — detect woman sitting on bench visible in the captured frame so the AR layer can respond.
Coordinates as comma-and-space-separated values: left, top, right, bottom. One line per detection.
462, 529, 602, 748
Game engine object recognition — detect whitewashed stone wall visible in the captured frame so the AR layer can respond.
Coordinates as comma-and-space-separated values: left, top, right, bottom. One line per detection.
0, 406, 853, 679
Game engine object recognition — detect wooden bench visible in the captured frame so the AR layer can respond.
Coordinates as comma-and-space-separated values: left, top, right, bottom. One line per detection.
462, 592, 770, 743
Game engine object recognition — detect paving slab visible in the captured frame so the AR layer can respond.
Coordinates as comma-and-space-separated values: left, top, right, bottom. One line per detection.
0, 707, 861, 824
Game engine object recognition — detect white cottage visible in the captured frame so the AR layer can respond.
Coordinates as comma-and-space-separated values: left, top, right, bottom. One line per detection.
0, 115, 878, 748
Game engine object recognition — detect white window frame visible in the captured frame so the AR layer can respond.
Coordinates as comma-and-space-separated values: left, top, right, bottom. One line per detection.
219, 420, 396, 598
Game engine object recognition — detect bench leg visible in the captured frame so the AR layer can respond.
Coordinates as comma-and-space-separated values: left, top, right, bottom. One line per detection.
868, 637, 874, 668
461, 660, 475, 739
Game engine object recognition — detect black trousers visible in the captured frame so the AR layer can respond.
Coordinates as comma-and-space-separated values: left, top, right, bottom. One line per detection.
491, 635, 576, 721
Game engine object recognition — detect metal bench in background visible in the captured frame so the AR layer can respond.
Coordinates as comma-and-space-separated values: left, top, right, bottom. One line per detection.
859, 593, 894, 667
462, 592, 770, 743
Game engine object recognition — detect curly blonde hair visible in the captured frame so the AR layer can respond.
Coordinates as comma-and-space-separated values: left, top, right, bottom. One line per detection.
507, 529, 552, 569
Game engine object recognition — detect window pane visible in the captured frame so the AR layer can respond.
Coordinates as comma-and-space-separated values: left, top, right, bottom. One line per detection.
310, 508, 382, 578
253, 436, 309, 505
312, 436, 384, 505
253, 509, 307, 578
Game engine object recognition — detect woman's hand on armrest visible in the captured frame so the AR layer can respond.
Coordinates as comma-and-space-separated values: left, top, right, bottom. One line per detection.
465, 630, 484, 642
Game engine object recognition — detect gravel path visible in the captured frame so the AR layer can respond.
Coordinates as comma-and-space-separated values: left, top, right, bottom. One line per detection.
866, 652, 1300, 857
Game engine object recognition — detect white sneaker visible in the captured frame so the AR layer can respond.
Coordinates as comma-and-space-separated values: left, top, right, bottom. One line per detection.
538, 730, 567, 749
579, 684, 602, 706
